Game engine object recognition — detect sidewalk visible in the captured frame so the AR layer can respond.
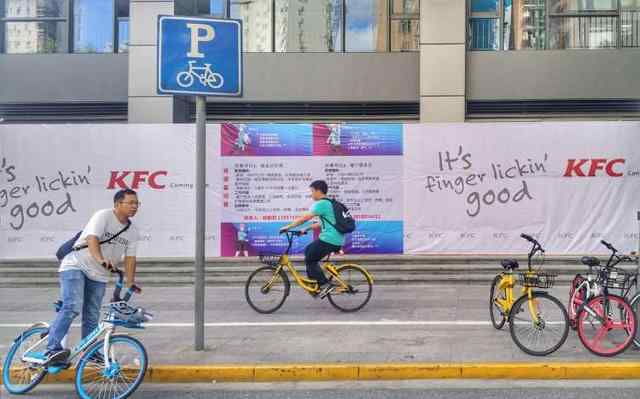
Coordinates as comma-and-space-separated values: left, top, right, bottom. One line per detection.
1, 285, 639, 382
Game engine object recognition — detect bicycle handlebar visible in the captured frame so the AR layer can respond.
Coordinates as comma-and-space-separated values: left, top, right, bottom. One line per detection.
520, 233, 535, 242
108, 268, 140, 303
280, 230, 307, 238
277, 230, 308, 255
521, 233, 545, 254
601, 240, 617, 253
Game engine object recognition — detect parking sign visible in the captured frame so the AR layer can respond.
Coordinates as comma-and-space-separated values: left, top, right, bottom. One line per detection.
157, 16, 242, 96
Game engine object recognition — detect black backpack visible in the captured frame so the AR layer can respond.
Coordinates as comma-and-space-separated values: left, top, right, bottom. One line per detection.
320, 198, 356, 234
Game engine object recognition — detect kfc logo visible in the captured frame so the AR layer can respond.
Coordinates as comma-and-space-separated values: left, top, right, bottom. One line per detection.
563, 159, 625, 177
107, 171, 168, 189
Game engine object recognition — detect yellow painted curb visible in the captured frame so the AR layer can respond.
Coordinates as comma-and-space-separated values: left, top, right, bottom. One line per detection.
253, 364, 359, 382
150, 365, 254, 383
3, 362, 640, 384
358, 363, 460, 380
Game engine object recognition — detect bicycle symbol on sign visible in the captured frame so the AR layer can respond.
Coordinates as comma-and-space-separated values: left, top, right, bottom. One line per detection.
176, 60, 224, 89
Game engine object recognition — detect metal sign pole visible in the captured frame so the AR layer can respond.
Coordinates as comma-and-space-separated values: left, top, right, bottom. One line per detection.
158, 15, 241, 352
195, 95, 206, 351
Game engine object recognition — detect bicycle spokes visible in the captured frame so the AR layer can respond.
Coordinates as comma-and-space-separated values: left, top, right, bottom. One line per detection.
2, 327, 49, 395
245, 266, 289, 314
327, 265, 372, 313
76, 336, 147, 399
509, 293, 569, 356
577, 295, 637, 356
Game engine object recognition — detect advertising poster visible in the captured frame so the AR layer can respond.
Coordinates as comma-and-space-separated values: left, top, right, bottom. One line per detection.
3, 121, 638, 259
220, 123, 404, 256
404, 122, 640, 254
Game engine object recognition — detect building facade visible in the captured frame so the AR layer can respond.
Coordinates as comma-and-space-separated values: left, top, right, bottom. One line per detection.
1, 0, 639, 123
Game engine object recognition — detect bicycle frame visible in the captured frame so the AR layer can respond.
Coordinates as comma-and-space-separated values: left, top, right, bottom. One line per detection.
496, 273, 540, 321
496, 235, 546, 322
264, 231, 373, 294
267, 255, 360, 294
20, 316, 120, 375
577, 241, 638, 326
20, 270, 142, 374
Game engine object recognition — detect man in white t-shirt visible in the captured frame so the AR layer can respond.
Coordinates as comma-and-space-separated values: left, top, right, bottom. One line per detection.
44, 189, 141, 365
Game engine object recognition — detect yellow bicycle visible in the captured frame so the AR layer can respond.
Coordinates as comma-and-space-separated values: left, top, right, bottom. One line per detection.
245, 231, 374, 314
489, 234, 569, 356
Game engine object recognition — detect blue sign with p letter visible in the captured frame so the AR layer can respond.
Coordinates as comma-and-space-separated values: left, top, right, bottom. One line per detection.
157, 16, 242, 96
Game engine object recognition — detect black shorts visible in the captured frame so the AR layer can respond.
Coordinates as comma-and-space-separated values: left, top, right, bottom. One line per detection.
236, 240, 248, 251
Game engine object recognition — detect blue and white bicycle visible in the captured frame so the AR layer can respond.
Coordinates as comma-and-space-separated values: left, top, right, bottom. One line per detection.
2, 269, 152, 398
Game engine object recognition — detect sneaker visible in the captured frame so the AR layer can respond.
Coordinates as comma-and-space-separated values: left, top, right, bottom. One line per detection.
318, 283, 337, 299
43, 349, 70, 366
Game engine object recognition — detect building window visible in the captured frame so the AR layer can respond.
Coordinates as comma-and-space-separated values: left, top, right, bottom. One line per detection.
275, 0, 343, 52
345, 0, 388, 52
549, 0, 618, 49
117, 17, 128, 53
2, 0, 421, 54
74, 0, 115, 52
200, 0, 418, 53
2, 0, 68, 53
504, 0, 546, 50
1, 0, 130, 54
390, 0, 420, 51
622, 0, 640, 46
469, 0, 500, 50
175, 0, 226, 16
470, 0, 640, 50
116, 0, 129, 53
472, 0, 499, 12
469, 18, 499, 49
230, 0, 273, 52
209, 0, 227, 17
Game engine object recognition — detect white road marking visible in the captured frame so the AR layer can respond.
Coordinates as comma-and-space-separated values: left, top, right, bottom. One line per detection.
0, 320, 495, 328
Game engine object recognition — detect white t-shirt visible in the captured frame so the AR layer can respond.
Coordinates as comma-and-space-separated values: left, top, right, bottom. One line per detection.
60, 209, 139, 283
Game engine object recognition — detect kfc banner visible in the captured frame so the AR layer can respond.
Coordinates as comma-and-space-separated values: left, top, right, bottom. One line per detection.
1, 121, 638, 259
404, 122, 640, 254
0, 124, 222, 259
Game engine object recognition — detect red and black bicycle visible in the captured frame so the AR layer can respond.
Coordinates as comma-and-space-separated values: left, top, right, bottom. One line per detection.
571, 240, 638, 357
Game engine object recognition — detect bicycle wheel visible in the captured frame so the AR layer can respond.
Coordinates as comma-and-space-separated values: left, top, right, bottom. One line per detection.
205, 73, 224, 89
327, 264, 373, 313
176, 72, 193, 88
576, 294, 637, 357
568, 275, 588, 330
489, 274, 507, 330
509, 292, 569, 356
75, 335, 148, 399
2, 326, 49, 395
245, 266, 290, 314
629, 293, 640, 349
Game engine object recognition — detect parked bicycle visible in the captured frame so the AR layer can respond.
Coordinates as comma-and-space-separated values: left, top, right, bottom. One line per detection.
489, 234, 569, 356
2, 269, 152, 398
568, 240, 638, 356
245, 230, 374, 314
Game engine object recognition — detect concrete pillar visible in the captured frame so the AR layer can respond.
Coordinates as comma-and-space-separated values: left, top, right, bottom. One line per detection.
128, 0, 174, 123
419, 0, 466, 122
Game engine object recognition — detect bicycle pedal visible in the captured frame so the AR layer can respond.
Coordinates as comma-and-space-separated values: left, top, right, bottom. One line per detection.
47, 363, 70, 374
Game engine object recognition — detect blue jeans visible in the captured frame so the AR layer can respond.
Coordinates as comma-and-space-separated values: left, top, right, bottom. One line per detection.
47, 270, 106, 351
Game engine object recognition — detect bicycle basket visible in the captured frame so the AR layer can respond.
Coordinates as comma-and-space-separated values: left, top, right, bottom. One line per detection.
602, 268, 634, 290
518, 272, 557, 289
259, 253, 282, 267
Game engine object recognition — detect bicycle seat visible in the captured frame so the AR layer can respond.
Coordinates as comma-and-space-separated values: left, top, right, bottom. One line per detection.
501, 259, 519, 270
581, 256, 600, 267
